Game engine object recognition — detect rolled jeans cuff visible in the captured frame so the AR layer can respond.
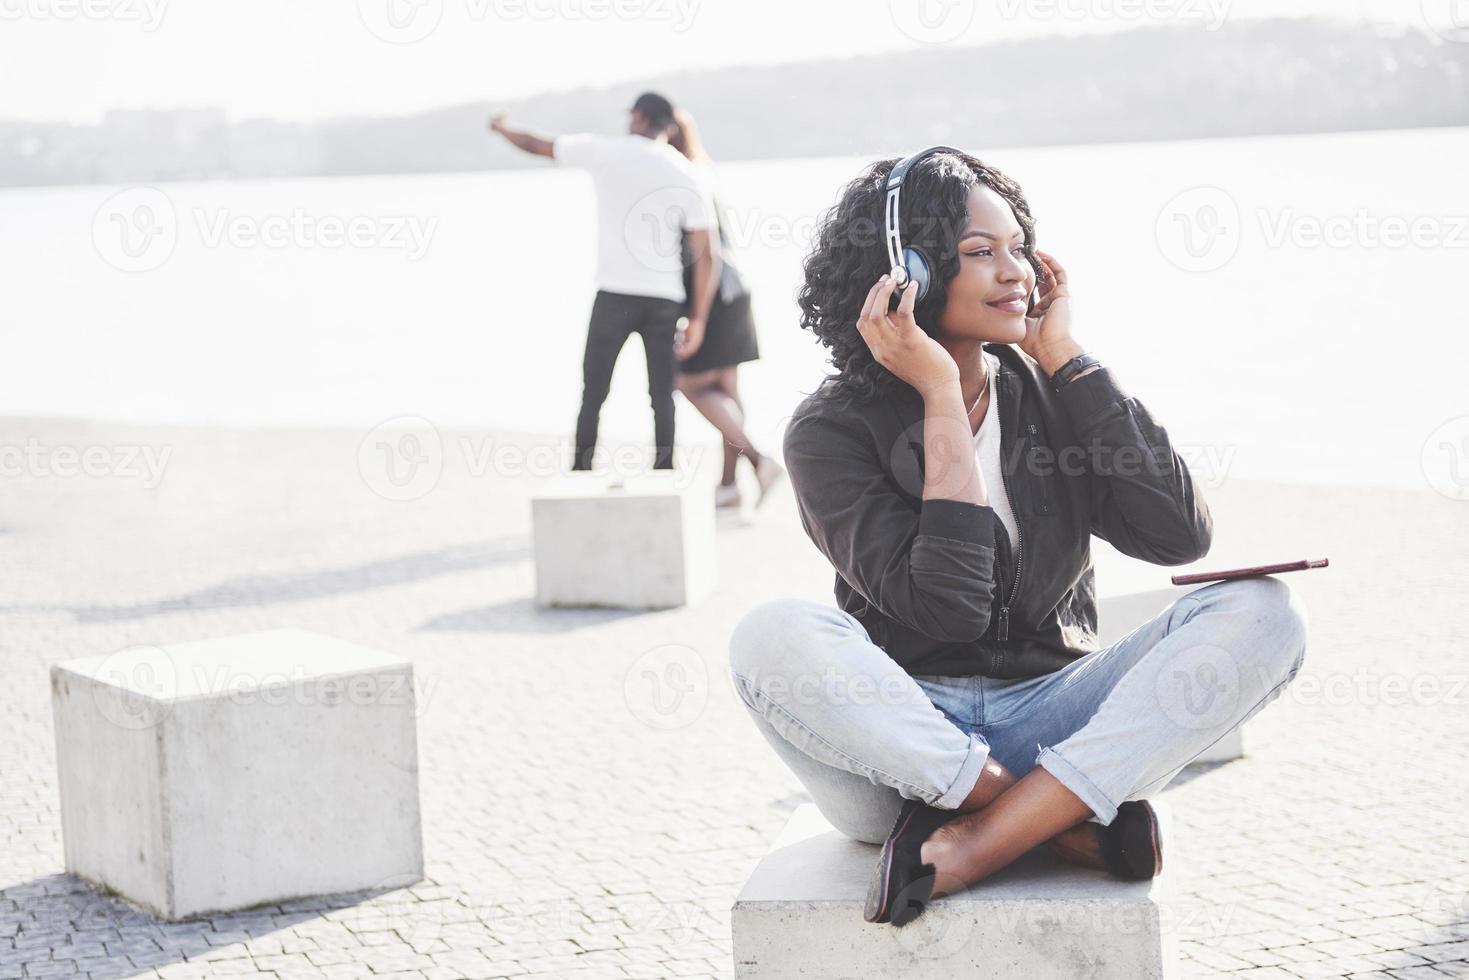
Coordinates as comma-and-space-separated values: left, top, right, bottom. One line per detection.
933, 733, 991, 811
1036, 746, 1119, 826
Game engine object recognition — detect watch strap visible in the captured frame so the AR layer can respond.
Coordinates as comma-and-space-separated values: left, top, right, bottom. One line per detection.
1049, 353, 1101, 393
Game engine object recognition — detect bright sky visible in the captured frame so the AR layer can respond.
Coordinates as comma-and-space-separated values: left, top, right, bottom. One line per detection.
0, 0, 1441, 125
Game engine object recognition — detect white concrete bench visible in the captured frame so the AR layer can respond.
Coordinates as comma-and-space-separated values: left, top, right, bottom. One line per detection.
531, 474, 715, 609
733, 803, 1180, 979
50, 628, 423, 920
1099, 587, 1245, 764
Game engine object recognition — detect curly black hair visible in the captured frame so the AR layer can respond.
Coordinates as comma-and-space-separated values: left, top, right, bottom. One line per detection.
796, 150, 1042, 403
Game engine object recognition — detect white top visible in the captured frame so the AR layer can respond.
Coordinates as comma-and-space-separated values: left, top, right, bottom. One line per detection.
973, 349, 1021, 553
553, 133, 717, 303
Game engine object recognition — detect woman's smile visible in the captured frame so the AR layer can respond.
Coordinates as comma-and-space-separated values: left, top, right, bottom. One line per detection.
986, 291, 1028, 315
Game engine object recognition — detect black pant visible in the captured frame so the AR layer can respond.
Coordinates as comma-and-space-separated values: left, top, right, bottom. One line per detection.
573, 289, 683, 471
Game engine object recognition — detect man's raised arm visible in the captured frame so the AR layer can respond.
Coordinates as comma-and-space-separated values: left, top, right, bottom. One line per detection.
488, 113, 555, 158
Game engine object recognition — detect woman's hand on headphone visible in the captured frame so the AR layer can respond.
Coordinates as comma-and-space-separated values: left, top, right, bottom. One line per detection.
1019, 249, 1075, 363
855, 272, 960, 397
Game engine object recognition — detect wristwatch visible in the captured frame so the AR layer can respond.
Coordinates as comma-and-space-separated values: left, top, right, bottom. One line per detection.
1048, 353, 1101, 393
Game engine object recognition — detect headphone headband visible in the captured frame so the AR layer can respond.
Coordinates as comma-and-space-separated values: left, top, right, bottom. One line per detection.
885, 145, 962, 283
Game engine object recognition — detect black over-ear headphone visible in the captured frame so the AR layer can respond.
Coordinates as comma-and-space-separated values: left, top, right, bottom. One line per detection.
885, 145, 1040, 314
884, 144, 961, 304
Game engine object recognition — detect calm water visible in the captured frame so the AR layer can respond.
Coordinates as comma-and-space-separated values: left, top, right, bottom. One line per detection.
3, 127, 1466, 489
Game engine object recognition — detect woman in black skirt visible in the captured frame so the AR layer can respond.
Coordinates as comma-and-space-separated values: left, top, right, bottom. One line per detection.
669, 109, 784, 510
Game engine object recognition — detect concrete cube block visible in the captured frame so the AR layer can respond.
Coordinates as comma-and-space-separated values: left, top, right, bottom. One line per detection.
733, 803, 1180, 979
50, 628, 423, 920
531, 475, 715, 609
1098, 587, 1245, 764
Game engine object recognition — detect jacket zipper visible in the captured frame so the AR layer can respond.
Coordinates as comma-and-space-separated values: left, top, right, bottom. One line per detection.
994, 421, 1030, 646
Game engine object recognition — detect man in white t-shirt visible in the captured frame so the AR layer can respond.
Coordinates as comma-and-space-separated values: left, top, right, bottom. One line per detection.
489, 92, 720, 471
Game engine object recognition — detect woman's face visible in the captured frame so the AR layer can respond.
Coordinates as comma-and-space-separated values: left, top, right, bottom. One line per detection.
933, 184, 1036, 345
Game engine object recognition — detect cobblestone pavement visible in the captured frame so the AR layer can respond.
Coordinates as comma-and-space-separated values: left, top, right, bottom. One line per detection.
2, 419, 1467, 980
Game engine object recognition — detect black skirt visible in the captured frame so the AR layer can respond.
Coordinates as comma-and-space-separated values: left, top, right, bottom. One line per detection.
677, 227, 760, 374
678, 289, 760, 373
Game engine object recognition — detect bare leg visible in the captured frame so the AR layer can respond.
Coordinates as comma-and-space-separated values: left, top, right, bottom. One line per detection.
954, 756, 1104, 868
925, 765, 1098, 899
676, 367, 762, 485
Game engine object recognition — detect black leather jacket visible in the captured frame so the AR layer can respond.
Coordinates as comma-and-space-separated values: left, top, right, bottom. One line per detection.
782, 343, 1213, 679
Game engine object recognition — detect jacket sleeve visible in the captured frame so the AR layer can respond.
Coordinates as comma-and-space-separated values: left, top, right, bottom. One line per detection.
1054, 365, 1213, 565
783, 409, 1002, 643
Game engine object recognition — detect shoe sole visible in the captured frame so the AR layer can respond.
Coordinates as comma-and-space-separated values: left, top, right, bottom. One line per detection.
863, 805, 918, 923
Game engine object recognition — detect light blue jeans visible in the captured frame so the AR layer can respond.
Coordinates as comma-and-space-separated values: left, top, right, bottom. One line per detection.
728, 577, 1309, 843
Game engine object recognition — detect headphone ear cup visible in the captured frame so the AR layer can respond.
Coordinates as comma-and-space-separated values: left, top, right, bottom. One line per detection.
901, 245, 932, 303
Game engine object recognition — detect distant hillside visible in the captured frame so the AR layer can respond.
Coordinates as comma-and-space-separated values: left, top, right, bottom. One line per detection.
2, 17, 1465, 188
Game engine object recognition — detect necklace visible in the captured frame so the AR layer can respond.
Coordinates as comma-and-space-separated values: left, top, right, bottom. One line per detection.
966, 368, 992, 417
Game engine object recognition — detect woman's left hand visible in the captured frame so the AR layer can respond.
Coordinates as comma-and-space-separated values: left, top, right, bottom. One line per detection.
1018, 249, 1075, 364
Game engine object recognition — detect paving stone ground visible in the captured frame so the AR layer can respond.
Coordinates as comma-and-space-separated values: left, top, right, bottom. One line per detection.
1, 418, 1466, 980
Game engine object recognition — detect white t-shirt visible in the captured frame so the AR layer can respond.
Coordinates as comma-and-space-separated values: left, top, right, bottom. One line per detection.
552, 133, 716, 303
973, 349, 1021, 553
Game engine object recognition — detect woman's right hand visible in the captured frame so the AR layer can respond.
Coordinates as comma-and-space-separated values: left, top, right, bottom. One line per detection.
854, 273, 960, 397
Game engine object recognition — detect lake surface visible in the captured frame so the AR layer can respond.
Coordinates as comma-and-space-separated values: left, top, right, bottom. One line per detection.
3, 126, 1466, 490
